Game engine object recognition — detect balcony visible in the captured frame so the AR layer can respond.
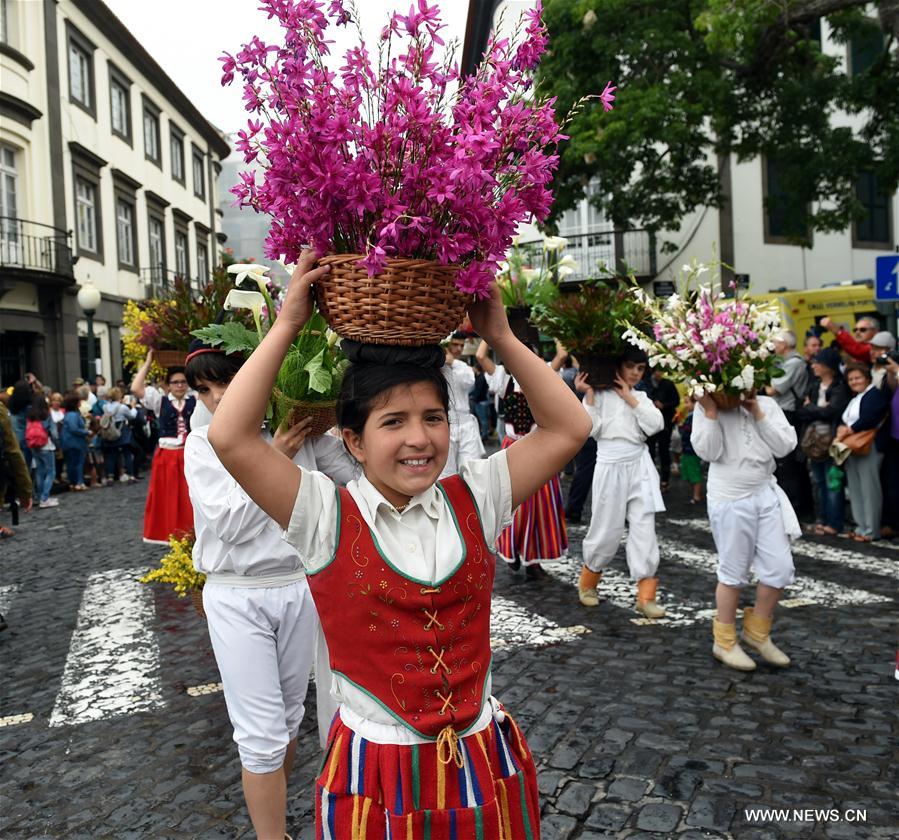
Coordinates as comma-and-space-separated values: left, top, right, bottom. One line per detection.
140, 267, 212, 299
0, 217, 75, 285
518, 229, 657, 284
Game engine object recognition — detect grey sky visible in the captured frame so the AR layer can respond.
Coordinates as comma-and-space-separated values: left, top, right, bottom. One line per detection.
104, 0, 472, 136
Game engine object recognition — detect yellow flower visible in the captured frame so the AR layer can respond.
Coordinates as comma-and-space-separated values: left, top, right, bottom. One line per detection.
140, 531, 205, 597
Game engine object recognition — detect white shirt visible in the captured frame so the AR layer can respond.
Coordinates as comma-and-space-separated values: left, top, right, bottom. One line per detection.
584, 389, 664, 445
443, 359, 474, 418
692, 397, 797, 502
841, 383, 874, 428
283, 449, 513, 743
185, 426, 358, 578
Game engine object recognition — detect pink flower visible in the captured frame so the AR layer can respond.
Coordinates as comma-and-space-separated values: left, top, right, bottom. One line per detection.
599, 81, 616, 112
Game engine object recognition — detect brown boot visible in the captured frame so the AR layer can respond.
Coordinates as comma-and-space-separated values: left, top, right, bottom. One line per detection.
742, 607, 790, 667
578, 566, 602, 607
712, 618, 756, 670
635, 577, 666, 619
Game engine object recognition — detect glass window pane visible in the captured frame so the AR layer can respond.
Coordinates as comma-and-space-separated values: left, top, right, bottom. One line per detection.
69, 45, 83, 102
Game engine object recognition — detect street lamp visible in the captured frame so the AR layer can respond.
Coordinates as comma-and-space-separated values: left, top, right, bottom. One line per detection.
76, 281, 102, 380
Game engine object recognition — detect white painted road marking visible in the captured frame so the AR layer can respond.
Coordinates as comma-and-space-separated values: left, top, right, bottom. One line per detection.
0, 713, 34, 727
0, 583, 21, 615
49, 569, 164, 727
491, 594, 591, 649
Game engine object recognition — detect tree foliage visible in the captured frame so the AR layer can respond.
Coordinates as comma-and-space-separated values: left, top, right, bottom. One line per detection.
537, 0, 899, 246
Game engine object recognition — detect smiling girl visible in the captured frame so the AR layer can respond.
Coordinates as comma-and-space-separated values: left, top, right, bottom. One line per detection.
208, 251, 591, 838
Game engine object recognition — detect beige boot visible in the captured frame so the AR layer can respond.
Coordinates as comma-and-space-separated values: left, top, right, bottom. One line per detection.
635, 577, 666, 619
578, 566, 602, 607
742, 607, 790, 667
712, 618, 756, 670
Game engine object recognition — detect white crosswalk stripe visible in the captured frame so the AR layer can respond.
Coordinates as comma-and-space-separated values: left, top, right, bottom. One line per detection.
490, 594, 591, 649
49, 569, 164, 727
0, 584, 21, 615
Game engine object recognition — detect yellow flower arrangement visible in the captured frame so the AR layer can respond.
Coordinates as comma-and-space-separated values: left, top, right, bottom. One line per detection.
140, 531, 205, 597
122, 299, 168, 380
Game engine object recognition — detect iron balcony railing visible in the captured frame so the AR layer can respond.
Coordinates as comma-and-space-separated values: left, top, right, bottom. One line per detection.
518, 229, 657, 283
140, 267, 211, 299
0, 216, 75, 278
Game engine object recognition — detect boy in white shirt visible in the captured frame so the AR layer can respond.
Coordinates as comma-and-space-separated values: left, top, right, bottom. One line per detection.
692, 391, 799, 671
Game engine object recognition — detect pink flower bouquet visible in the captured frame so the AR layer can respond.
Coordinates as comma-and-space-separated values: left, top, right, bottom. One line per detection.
222, 0, 613, 314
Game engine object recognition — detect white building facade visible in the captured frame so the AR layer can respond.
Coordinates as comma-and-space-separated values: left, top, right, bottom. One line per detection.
0, 0, 229, 389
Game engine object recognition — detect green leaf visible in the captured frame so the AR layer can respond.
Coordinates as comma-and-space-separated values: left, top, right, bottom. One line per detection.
303, 349, 332, 394
191, 322, 260, 355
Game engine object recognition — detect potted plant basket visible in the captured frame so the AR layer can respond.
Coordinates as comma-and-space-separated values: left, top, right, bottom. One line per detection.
222, 2, 614, 346
620, 260, 784, 401
532, 278, 651, 388
140, 530, 206, 620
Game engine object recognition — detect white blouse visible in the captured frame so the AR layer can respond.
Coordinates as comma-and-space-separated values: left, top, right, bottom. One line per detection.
185, 426, 358, 578
841, 383, 874, 428
692, 397, 797, 502
283, 449, 514, 743
443, 359, 475, 418
584, 389, 664, 445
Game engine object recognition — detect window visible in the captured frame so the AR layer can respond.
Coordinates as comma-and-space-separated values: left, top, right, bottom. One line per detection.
0, 145, 18, 262
109, 66, 131, 142
196, 239, 209, 284
75, 177, 98, 253
850, 24, 884, 76
143, 98, 161, 165
175, 229, 189, 278
170, 127, 185, 184
192, 147, 205, 199
66, 24, 95, 116
148, 216, 165, 278
854, 170, 892, 247
763, 156, 809, 244
116, 198, 135, 266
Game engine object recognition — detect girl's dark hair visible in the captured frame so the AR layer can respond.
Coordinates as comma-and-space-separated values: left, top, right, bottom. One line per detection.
8, 380, 31, 415
185, 352, 245, 389
617, 346, 649, 367
164, 366, 187, 383
336, 341, 450, 436
26, 394, 49, 422
63, 392, 81, 412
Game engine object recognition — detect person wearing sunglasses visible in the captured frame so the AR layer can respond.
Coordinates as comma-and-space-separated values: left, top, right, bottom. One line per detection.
820, 315, 880, 364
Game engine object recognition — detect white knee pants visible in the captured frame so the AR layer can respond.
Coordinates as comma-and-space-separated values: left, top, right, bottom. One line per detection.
582, 458, 660, 580
708, 484, 795, 589
203, 578, 319, 774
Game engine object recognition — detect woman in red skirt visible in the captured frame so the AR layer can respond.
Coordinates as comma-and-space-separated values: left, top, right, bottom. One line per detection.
476, 340, 568, 580
130, 351, 195, 544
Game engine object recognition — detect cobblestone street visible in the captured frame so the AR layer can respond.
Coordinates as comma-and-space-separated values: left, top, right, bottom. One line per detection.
1, 478, 896, 839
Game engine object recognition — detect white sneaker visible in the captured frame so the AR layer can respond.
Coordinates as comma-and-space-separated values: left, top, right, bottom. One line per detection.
39, 498, 60, 508
119, 474, 131, 483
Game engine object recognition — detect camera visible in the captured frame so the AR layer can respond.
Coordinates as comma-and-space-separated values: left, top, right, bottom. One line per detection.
877, 351, 899, 365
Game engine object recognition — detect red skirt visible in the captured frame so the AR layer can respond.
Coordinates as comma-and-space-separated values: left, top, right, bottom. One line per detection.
496, 437, 568, 566
143, 447, 193, 544
317, 710, 540, 839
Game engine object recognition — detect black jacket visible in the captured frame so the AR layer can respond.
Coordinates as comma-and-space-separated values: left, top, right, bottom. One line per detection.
794, 376, 850, 436
649, 377, 680, 426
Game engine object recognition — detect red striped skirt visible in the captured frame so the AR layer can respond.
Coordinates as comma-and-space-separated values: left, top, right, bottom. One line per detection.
496, 437, 567, 566
142, 447, 193, 544
316, 710, 540, 839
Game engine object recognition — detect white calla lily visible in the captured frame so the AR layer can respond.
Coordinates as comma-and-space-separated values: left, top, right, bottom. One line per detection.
557, 254, 577, 269
543, 235, 569, 252
224, 288, 266, 335
227, 262, 271, 296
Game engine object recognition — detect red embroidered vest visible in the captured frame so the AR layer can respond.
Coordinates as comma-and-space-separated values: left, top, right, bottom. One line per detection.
307, 475, 495, 739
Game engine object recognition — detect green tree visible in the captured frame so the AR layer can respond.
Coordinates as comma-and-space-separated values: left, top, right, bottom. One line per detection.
538, 0, 899, 248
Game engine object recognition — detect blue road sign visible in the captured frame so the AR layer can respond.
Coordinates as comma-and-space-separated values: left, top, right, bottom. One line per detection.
875, 255, 899, 301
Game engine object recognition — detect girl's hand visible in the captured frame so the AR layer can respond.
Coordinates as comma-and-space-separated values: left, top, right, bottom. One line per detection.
697, 393, 718, 418
742, 390, 764, 421
574, 371, 592, 395
612, 374, 638, 407
468, 283, 512, 346
278, 251, 330, 333
273, 416, 313, 458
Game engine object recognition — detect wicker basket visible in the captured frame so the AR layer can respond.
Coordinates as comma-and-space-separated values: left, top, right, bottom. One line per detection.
155, 349, 188, 368
272, 389, 338, 436
577, 350, 619, 390
190, 588, 206, 620
314, 254, 470, 346
711, 390, 744, 410
506, 306, 540, 345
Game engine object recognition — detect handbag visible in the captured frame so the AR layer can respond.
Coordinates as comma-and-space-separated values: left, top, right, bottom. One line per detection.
840, 427, 876, 456
799, 425, 832, 461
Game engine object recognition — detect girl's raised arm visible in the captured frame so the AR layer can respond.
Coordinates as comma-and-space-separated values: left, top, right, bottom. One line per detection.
208, 252, 331, 529
468, 287, 592, 509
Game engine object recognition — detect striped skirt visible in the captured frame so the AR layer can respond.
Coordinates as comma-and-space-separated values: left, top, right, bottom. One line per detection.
496, 437, 568, 566
316, 711, 540, 839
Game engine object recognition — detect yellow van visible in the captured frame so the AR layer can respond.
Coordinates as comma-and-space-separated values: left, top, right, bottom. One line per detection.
752, 283, 880, 339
